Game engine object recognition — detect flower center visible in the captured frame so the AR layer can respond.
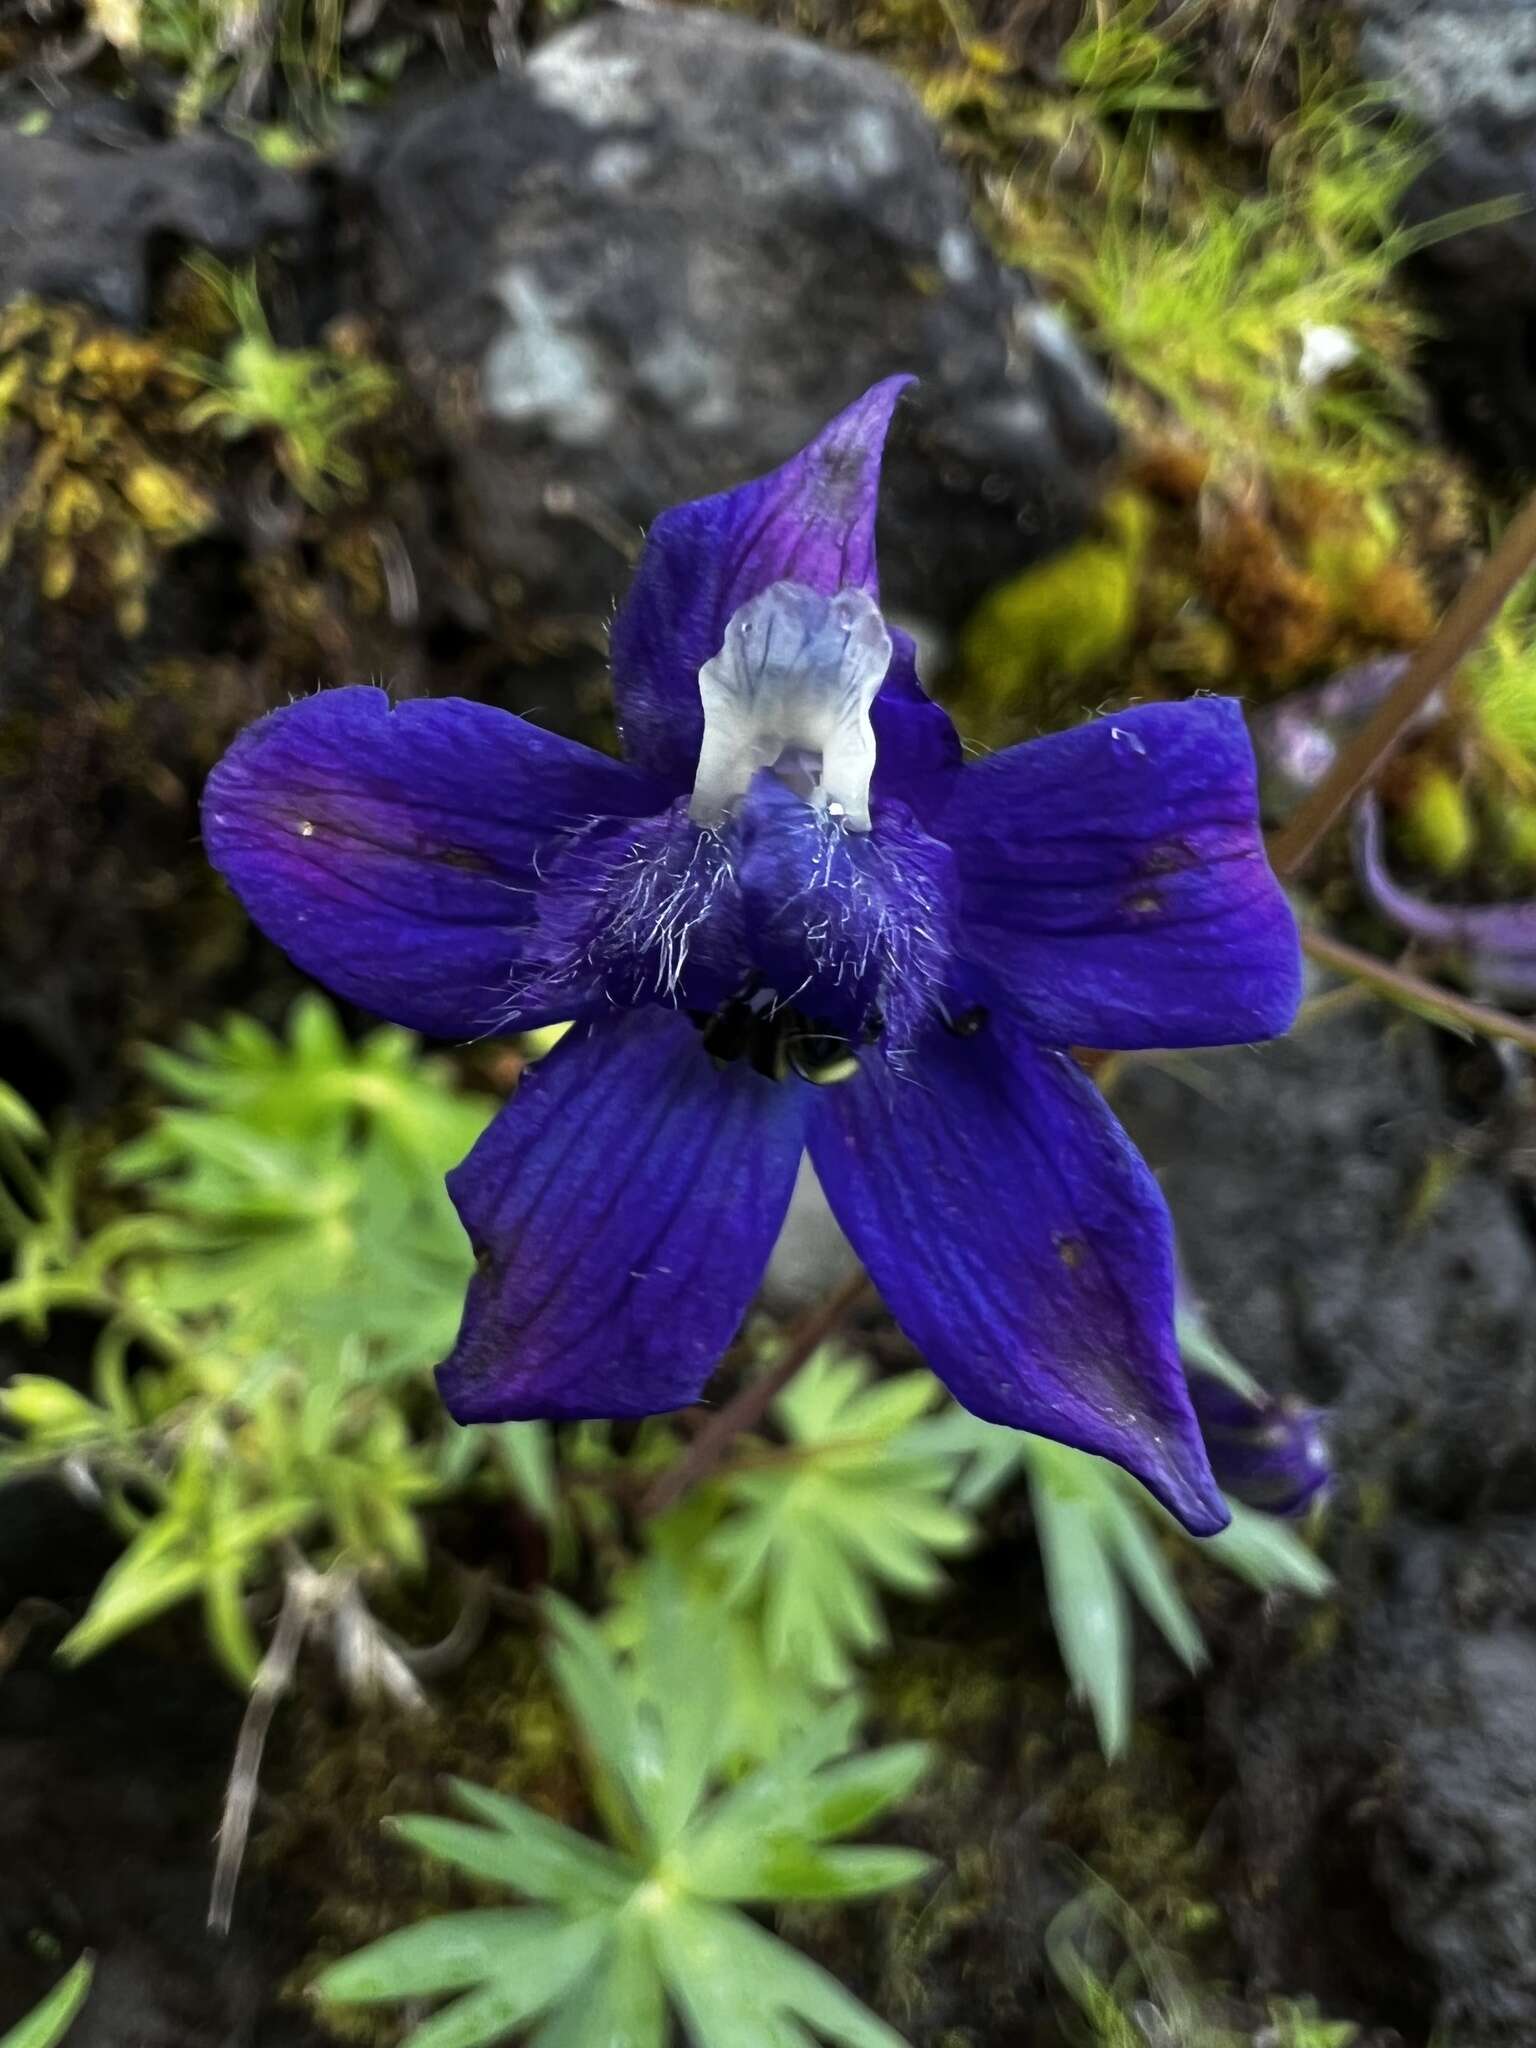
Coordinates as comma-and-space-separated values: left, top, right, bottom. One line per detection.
689, 580, 891, 834
691, 979, 876, 1085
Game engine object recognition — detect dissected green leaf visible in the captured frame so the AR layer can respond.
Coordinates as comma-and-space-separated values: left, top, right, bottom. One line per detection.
707, 1351, 974, 1691
319, 1908, 609, 2047
656, 1901, 912, 2048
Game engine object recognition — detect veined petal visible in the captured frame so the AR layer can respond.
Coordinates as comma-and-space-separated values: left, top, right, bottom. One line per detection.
202, 686, 670, 1040
942, 698, 1301, 1051
611, 378, 913, 790
806, 1008, 1228, 1534
872, 627, 963, 816
439, 1007, 807, 1422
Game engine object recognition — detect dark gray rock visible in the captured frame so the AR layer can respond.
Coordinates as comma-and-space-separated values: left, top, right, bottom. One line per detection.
0, 101, 313, 328
1119, 1007, 1536, 2044
1351, 0, 1536, 469
358, 5, 1118, 627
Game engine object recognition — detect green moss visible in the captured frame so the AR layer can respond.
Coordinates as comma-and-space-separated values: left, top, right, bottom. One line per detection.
955, 491, 1149, 726
263, 1623, 585, 2043
1401, 765, 1476, 876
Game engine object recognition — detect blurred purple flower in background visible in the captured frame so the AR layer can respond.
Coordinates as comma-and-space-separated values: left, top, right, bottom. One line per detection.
203, 378, 1301, 1536
1187, 1370, 1331, 1518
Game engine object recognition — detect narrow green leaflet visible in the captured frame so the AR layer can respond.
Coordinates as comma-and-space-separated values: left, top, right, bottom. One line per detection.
0, 1956, 94, 2048
919, 1399, 1329, 1759
654, 1898, 911, 2048
1203, 1501, 1334, 1597
1030, 1456, 1138, 1760
318, 1912, 609, 2048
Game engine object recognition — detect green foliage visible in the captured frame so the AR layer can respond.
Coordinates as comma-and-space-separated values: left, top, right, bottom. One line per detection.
178, 263, 396, 507
704, 1350, 973, 1691
316, 1562, 931, 2048
919, 1393, 1331, 1760
1046, 1881, 1359, 2046
998, 82, 1515, 479
0, 997, 551, 1685
1055, 0, 1211, 118
107, 994, 488, 1368
0, 1956, 94, 2048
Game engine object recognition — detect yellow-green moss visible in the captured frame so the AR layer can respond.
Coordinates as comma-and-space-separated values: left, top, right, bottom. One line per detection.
0, 299, 216, 636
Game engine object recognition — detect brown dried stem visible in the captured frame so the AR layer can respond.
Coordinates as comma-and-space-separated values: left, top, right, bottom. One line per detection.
1301, 926, 1536, 1055
640, 1267, 874, 1519
1269, 487, 1536, 881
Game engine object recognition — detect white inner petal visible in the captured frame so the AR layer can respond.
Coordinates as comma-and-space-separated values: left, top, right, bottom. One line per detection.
689, 580, 891, 833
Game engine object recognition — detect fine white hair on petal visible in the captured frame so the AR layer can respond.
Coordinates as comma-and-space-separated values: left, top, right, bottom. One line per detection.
690, 579, 891, 832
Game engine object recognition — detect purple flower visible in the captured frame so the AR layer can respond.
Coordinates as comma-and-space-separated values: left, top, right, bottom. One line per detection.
202, 379, 1301, 1536
1354, 792, 1536, 1001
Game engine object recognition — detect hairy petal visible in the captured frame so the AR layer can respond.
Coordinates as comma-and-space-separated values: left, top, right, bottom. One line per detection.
202, 686, 670, 1039
520, 801, 749, 1020
439, 1008, 807, 1422
611, 378, 913, 789
807, 1010, 1228, 1534
735, 775, 956, 1048
943, 698, 1301, 1050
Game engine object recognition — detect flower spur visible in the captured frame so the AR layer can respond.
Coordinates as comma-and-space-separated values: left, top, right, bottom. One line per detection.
203, 378, 1301, 1535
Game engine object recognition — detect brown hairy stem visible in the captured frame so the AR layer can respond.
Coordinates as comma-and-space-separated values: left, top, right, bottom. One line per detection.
640, 1267, 874, 1519
1269, 488, 1536, 880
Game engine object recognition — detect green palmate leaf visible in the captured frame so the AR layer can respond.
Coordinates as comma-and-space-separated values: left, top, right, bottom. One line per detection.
544, 1593, 656, 1856
0, 1956, 94, 2048
443, 1782, 637, 1903
707, 1351, 975, 1691
606, 1504, 826, 1767
524, 1918, 666, 2048
320, 1910, 609, 2046
321, 1557, 928, 2048
392, 1809, 635, 1909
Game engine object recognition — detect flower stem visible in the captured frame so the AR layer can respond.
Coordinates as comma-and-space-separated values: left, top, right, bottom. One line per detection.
1301, 925, 1536, 1054
1269, 487, 1536, 880
640, 1267, 874, 1519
